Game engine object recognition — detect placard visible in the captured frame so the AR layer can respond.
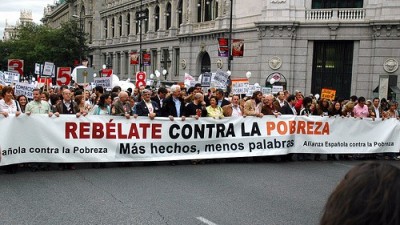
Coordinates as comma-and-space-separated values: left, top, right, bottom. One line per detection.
94, 77, 113, 89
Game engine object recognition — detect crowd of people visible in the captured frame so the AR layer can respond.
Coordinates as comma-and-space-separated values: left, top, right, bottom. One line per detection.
1, 82, 399, 173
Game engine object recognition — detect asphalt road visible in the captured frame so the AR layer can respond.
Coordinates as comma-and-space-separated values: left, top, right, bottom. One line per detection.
1, 160, 399, 225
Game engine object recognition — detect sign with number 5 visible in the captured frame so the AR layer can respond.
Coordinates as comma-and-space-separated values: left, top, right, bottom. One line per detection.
57, 67, 72, 86
8, 59, 24, 76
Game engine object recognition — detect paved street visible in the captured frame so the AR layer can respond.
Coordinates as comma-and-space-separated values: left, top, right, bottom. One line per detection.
1, 160, 399, 225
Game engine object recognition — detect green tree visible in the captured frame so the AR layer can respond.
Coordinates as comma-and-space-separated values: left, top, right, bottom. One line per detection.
0, 21, 89, 76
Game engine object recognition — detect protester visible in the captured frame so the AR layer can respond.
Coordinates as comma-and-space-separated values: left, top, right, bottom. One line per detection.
90, 93, 112, 115
370, 97, 382, 118
0, 86, 21, 118
261, 94, 279, 116
25, 89, 54, 116
320, 162, 400, 225
215, 88, 230, 107
243, 91, 263, 117
161, 84, 186, 121
329, 101, 343, 116
111, 91, 131, 119
206, 96, 224, 119
16, 94, 28, 113
74, 94, 91, 114
222, 94, 243, 117
280, 94, 297, 115
185, 92, 207, 119
352, 96, 369, 118
134, 89, 160, 120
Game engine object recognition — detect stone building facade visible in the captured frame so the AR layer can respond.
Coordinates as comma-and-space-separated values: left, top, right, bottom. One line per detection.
41, 0, 400, 99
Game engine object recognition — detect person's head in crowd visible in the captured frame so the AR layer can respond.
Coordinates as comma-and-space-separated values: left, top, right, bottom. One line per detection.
81, 58, 89, 67
94, 86, 104, 95
277, 91, 285, 101
98, 93, 111, 108
112, 86, 122, 94
50, 93, 62, 106
373, 97, 380, 108
251, 91, 263, 104
193, 92, 204, 104
74, 89, 83, 96
157, 87, 168, 99
1, 86, 14, 100
41, 91, 50, 102
350, 95, 358, 102
333, 101, 341, 112
194, 83, 203, 93
133, 87, 139, 96
32, 88, 41, 102
216, 89, 224, 100
388, 101, 397, 111
286, 94, 296, 106
74, 94, 85, 106
295, 90, 303, 100
302, 96, 313, 109
17, 95, 28, 107
127, 87, 133, 95
141, 89, 152, 102
231, 95, 240, 106
60, 85, 69, 92
263, 94, 274, 106
283, 90, 290, 99
62, 89, 73, 103
187, 87, 195, 95
118, 91, 129, 104
208, 96, 218, 108
357, 96, 366, 107
110, 92, 118, 104
170, 85, 181, 98
366, 99, 372, 108
320, 162, 400, 225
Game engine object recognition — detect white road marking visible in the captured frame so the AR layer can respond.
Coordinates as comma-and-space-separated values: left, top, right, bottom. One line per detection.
196, 216, 218, 225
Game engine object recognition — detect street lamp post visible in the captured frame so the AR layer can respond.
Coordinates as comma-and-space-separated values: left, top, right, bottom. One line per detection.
72, 14, 84, 63
136, 0, 147, 72
227, 0, 234, 71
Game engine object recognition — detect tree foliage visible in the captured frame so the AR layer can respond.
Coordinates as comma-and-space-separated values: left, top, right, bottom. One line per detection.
0, 21, 89, 76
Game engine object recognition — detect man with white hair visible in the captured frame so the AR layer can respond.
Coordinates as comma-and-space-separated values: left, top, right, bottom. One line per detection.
111, 91, 131, 119
161, 84, 186, 121
134, 89, 160, 120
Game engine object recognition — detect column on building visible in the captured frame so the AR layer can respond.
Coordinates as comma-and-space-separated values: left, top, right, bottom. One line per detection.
107, 16, 112, 39
182, 0, 188, 24
148, 5, 155, 33
129, 9, 136, 41
121, 13, 127, 37
159, 2, 166, 32
171, 0, 177, 29
120, 51, 127, 79
112, 52, 118, 71
190, 0, 197, 23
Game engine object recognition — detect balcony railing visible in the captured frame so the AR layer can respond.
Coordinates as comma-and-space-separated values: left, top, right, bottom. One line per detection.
305, 8, 365, 21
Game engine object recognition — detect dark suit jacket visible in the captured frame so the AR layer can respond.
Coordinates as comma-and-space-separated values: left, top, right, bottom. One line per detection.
280, 104, 296, 115
135, 100, 161, 117
112, 100, 132, 116
54, 101, 79, 114
161, 96, 185, 117
218, 98, 231, 108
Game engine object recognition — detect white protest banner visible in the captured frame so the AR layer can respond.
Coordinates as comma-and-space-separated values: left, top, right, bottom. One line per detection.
3, 71, 20, 84
231, 78, 249, 95
272, 85, 283, 94
0, 115, 399, 166
94, 77, 113, 89
213, 71, 229, 87
262, 87, 272, 95
42, 62, 55, 77
14, 82, 35, 99
34, 63, 42, 75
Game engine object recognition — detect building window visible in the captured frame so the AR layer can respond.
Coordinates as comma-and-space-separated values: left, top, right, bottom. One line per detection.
111, 18, 115, 37
118, 15, 122, 36
104, 20, 108, 39
151, 49, 158, 73
155, 5, 160, 31
174, 48, 180, 77
312, 0, 363, 9
126, 13, 131, 35
166, 3, 172, 29
177, 0, 183, 28
198, 0, 218, 22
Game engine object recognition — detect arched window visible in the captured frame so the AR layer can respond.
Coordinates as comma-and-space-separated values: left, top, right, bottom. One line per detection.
197, 0, 218, 22
155, 5, 160, 31
144, 9, 149, 32
104, 19, 108, 39
166, 3, 172, 29
118, 15, 122, 36
111, 18, 115, 37
126, 13, 131, 35
177, 0, 183, 28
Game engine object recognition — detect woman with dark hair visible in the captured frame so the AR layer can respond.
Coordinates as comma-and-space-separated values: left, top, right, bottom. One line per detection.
320, 162, 400, 225
16, 95, 28, 113
329, 101, 343, 116
89, 93, 111, 115
0, 86, 21, 118
206, 96, 224, 119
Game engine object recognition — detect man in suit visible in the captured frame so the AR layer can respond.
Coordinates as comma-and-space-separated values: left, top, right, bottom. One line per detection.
151, 87, 168, 109
279, 94, 297, 115
161, 84, 186, 121
215, 89, 230, 108
134, 89, 160, 119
